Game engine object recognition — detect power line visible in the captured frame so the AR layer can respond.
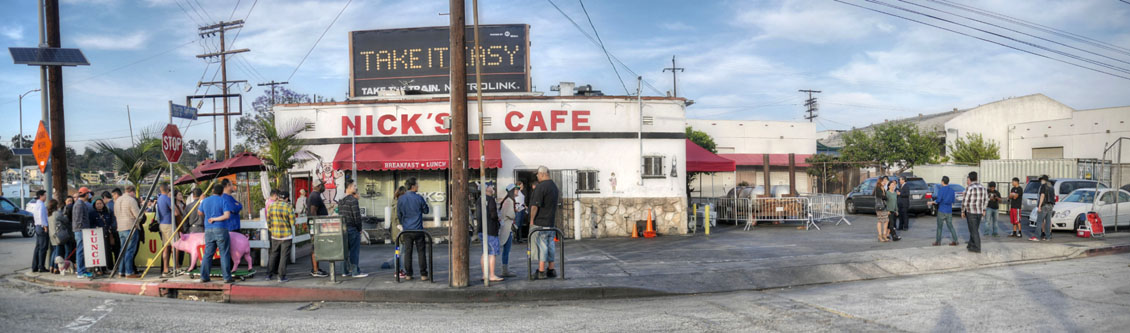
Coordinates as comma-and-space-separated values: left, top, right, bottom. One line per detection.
833, 0, 1130, 81
577, 0, 629, 95
864, 0, 1130, 75
928, 0, 1130, 56
287, 0, 352, 81
545, 0, 664, 95
897, 0, 1130, 67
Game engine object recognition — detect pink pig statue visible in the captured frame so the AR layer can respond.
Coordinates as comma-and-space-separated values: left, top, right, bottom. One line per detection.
173, 232, 254, 273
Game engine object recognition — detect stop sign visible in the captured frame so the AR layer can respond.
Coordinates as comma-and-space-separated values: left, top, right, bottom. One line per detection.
162, 124, 183, 163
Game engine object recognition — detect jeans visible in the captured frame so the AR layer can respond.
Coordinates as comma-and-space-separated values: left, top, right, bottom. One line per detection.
268, 239, 292, 278
33, 226, 50, 271
515, 210, 528, 241
966, 213, 983, 252
117, 231, 139, 275
401, 232, 428, 277
532, 230, 556, 264
1035, 204, 1054, 239
345, 228, 362, 275
897, 200, 910, 230
201, 228, 232, 282
74, 231, 86, 274
936, 213, 958, 243
52, 242, 74, 270
983, 208, 999, 235
501, 233, 513, 266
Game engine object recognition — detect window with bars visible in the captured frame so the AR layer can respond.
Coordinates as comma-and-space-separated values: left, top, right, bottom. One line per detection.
577, 170, 599, 193
643, 156, 665, 178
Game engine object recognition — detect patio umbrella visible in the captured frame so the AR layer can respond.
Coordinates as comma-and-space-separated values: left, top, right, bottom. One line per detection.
200, 152, 268, 177
173, 159, 221, 185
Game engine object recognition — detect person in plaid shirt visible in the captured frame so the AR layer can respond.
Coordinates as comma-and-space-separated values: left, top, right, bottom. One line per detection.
961, 172, 989, 253
266, 191, 295, 282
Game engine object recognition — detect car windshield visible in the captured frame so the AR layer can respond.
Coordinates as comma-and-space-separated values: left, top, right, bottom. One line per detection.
1024, 181, 1042, 193
1062, 190, 1095, 203
948, 184, 965, 192
1059, 181, 1099, 195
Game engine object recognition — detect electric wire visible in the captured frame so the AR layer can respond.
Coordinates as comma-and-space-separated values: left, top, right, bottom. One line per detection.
287, 0, 352, 81
545, 0, 664, 95
929, 0, 1130, 56
578, 0, 630, 95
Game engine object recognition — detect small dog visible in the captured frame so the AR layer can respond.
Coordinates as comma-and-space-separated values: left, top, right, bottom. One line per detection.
54, 256, 74, 276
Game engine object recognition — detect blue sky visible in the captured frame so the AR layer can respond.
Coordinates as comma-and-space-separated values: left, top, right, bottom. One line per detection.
3, 0, 1129, 150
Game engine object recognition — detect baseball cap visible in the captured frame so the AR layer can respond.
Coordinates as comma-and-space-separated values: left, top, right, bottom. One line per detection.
505, 184, 516, 192
78, 187, 91, 195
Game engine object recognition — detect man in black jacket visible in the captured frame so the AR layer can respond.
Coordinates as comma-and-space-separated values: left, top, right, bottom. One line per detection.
897, 176, 911, 231
306, 184, 328, 277
338, 181, 367, 278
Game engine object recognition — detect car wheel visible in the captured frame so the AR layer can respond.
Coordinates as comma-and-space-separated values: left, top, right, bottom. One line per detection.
1074, 214, 1086, 233
846, 200, 856, 214
22, 221, 34, 238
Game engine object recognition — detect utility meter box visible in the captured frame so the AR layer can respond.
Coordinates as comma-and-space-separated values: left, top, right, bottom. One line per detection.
312, 216, 346, 261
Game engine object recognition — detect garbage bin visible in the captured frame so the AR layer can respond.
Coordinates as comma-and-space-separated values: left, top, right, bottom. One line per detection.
311, 216, 346, 282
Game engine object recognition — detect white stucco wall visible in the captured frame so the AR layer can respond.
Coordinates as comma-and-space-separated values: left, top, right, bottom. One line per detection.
685, 119, 817, 154
944, 94, 1074, 159
1008, 106, 1130, 160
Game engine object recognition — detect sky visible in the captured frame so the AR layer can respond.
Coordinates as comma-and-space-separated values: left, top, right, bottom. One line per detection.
2, 0, 1129, 151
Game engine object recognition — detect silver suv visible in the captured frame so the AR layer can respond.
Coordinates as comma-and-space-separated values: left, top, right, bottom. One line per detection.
1019, 178, 1107, 221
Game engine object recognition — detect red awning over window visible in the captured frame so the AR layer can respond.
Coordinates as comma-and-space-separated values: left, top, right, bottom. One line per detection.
332, 140, 501, 171
686, 139, 736, 172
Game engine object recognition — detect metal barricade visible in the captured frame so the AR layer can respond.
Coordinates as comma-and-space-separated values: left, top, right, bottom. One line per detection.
803, 194, 850, 226
689, 198, 751, 224
527, 227, 565, 281
750, 197, 815, 230
394, 230, 434, 283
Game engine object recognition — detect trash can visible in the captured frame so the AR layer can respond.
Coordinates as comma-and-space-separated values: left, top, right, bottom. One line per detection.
311, 216, 346, 282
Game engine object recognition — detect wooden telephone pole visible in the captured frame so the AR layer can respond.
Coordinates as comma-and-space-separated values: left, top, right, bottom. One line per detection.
662, 55, 684, 97
45, 0, 67, 200
448, 0, 470, 288
195, 20, 249, 159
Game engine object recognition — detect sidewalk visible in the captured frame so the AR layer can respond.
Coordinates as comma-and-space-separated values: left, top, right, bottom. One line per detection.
16, 215, 1130, 303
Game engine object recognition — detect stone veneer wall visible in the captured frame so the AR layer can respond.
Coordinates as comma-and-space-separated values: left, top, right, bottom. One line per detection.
558, 197, 687, 238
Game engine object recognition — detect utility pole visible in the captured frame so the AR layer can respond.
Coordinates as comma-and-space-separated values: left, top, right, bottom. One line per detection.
258, 81, 289, 106
799, 89, 821, 122
45, 0, 67, 200
195, 20, 249, 159
662, 55, 684, 97
448, 0, 470, 288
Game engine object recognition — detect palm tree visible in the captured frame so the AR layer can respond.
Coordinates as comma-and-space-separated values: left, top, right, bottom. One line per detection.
257, 117, 316, 190
96, 129, 163, 188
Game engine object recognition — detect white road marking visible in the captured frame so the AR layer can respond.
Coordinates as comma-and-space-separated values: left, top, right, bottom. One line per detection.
64, 299, 116, 331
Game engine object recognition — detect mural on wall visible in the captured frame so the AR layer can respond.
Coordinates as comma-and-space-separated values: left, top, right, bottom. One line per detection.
609, 172, 617, 193
317, 161, 346, 208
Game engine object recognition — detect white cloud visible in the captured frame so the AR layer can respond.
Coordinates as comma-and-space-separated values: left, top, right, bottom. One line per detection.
735, 0, 893, 43
1, 25, 23, 41
662, 22, 694, 31
75, 32, 150, 50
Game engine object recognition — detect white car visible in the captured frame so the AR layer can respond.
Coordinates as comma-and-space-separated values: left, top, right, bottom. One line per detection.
1050, 188, 1130, 231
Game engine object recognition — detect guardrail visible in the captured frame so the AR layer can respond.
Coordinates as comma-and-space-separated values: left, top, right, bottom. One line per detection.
395, 230, 434, 283
689, 198, 752, 224
527, 227, 565, 280
689, 195, 849, 232
750, 197, 813, 230
803, 194, 850, 226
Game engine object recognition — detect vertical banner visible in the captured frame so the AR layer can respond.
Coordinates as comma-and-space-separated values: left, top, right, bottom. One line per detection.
82, 228, 106, 268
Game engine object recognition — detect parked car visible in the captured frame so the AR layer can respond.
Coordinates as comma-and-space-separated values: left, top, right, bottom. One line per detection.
1020, 178, 1107, 221
0, 196, 35, 238
1049, 188, 1130, 231
926, 183, 966, 216
845, 176, 924, 214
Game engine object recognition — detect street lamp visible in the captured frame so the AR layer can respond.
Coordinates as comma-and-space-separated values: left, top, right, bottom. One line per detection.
18, 88, 41, 208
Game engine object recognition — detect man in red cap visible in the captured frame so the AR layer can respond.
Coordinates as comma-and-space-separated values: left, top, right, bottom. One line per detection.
72, 187, 94, 278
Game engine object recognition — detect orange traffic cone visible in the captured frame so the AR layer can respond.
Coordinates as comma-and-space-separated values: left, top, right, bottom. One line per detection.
644, 208, 657, 238
632, 218, 640, 238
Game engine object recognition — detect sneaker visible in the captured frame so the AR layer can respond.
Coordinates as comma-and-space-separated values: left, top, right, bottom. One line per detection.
223, 279, 235, 284
264, 274, 274, 281
1029, 237, 1039, 241
199, 279, 211, 283
278, 277, 289, 283
546, 269, 557, 279
311, 270, 328, 278
536, 270, 547, 280
398, 272, 409, 280
932, 242, 941, 246
353, 272, 369, 278
421, 274, 430, 281
949, 242, 959, 246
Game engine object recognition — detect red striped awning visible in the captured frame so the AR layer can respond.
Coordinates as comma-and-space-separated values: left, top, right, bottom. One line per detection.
332, 140, 501, 171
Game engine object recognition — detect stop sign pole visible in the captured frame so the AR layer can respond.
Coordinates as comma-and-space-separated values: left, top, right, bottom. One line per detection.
165, 101, 183, 276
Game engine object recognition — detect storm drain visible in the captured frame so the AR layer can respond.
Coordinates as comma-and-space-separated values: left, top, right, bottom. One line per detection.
165, 288, 226, 302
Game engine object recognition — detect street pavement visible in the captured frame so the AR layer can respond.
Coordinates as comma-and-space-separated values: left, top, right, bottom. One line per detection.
1, 245, 1127, 332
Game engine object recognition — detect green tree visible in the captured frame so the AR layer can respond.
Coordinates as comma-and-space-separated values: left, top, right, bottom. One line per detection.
949, 133, 999, 166
841, 122, 939, 173
234, 87, 310, 148
685, 126, 718, 197
257, 117, 317, 190
95, 130, 163, 188
805, 154, 840, 192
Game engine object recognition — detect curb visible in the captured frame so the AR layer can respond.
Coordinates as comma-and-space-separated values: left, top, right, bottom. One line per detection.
16, 242, 1130, 303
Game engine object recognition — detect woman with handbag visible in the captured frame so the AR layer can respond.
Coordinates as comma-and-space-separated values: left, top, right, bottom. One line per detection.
873, 177, 891, 242
48, 200, 73, 273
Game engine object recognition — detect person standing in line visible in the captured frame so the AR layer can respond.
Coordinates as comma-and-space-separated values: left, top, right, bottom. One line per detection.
498, 184, 518, 277
48, 200, 70, 274
873, 177, 891, 242
338, 181, 368, 278
962, 172, 989, 253
307, 183, 329, 277
266, 191, 295, 282
896, 176, 911, 231
197, 185, 234, 283
71, 188, 94, 278
390, 186, 406, 276
885, 181, 901, 241
294, 189, 307, 216
1032, 175, 1055, 241
932, 176, 959, 246
1008, 178, 1024, 238
115, 186, 142, 278
984, 182, 1002, 238
187, 188, 206, 233
219, 179, 242, 232
514, 181, 528, 243
31, 191, 49, 273
529, 166, 560, 280
397, 178, 430, 281
101, 191, 119, 269
156, 184, 176, 277
480, 185, 503, 282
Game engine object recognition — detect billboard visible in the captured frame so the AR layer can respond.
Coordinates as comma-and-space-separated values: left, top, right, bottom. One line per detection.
350, 24, 530, 97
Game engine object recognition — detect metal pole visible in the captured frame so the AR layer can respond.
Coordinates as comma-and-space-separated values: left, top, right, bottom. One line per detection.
448, 0, 470, 288
351, 132, 357, 183
1117, 140, 1122, 232
472, 0, 491, 287
19, 89, 39, 207
168, 101, 178, 275
637, 76, 643, 185
126, 105, 135, 145
38, 0, 51, 202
